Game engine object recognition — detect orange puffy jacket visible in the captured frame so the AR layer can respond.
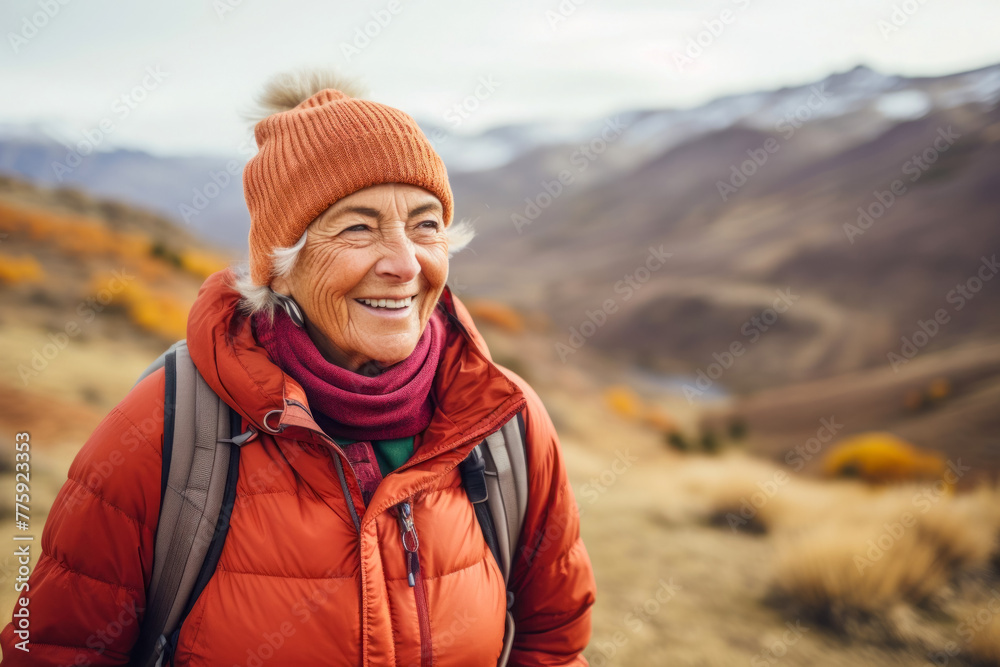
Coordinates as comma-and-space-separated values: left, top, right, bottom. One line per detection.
0, 268, 596, 666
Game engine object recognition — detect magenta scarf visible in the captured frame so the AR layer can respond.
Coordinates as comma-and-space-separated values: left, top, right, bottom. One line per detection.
251, 304, 447, 442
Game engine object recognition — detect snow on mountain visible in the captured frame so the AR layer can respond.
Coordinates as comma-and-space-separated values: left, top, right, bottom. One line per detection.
1, 61, 997, 249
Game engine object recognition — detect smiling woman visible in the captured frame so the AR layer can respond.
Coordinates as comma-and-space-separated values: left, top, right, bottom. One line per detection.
268, 184, 452, 374
0, 67, 596, 667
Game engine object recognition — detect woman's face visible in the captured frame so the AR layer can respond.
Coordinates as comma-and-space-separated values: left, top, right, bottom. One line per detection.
271, 183, 450, 373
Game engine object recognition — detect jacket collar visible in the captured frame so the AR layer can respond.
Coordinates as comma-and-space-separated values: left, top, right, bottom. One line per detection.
186, 268, 526, 484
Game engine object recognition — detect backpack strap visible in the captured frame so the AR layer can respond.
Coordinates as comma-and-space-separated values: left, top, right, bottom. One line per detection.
480, 410, 529, 581
459, 409, 528, 667
130, 341, 245, 667
131, 339, 186, 391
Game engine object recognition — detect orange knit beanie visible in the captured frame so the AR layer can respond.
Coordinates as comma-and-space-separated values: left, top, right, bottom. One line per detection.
243, 88, 453, 286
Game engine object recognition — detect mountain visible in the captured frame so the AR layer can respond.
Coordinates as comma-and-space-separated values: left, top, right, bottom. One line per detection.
3, 62, 997, 251
2, 62, 998, 394
0, 134, 250, 248
0, 172, 236, 438
443, 63, 1000, 390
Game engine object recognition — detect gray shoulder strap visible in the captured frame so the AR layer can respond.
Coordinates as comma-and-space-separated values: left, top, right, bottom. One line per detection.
131, 341, 234, 667
481, 410, 529, 581
481, 410, 528, 667
131, 339, 186, 390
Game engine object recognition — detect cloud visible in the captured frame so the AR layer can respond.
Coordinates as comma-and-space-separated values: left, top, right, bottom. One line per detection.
2, 0, 999, 157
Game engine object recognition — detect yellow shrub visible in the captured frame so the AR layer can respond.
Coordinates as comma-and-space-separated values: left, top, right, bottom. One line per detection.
110, 232, 152, 258
604, 384, 643, 419
465, 299, 525, 334
0, 201, 118, 255
85, 276, 189, 340
0, 201, 203, 281
927, 377, 951, 401
86, 273, 135, 306
0, 254, 44, 283
133, 259, 172, 282
128, 294, 188, 340
822, 432, 946, 485
643, 406, 678, 433
179, 249, 229, 280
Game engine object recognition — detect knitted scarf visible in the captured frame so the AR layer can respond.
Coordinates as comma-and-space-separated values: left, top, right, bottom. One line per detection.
251, 304, 447, 441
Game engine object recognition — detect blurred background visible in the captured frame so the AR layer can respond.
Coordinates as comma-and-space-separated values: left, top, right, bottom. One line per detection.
2, 1, 1000, 665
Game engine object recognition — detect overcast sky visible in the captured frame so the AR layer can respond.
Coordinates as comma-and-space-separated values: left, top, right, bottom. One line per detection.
3, 0, 999, 158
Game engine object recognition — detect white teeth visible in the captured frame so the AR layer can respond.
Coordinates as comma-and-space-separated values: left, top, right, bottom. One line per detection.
358, 296, 413, 309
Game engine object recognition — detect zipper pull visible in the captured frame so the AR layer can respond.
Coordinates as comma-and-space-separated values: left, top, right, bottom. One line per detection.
397, 500, 420, 587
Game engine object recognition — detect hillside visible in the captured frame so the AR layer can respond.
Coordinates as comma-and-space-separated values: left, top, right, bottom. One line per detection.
5, 63, 997, 394
4, 63, 1000, 662
0, 174, 233, 426
446, 79, 1000, 393
0, 174, 998, 665
699, 340, 1000, 484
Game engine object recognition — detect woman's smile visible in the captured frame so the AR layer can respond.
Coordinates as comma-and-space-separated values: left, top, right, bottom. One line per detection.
268, 183, 451, 371
354, 292, 419, 319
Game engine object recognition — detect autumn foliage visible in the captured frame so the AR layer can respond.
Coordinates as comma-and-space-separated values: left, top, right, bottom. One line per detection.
464, 298, 525, 334
0, 196, 233, 342
87, 273, 189, 341
903, 376, 953, 412
179, 248, 229, 279
0, 253, 44, 284
0, 200, 229, 282
0, 200, 149, 258
604, 384, 643, 419
822, 432, 947, 485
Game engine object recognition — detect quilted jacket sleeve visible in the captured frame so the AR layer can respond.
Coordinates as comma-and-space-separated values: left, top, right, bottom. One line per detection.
499, 369, 597, 666
0, 370, 164, 666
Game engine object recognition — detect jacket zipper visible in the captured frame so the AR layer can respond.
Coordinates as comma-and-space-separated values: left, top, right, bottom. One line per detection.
277, 390, 525, 666
398, 499, 432, 667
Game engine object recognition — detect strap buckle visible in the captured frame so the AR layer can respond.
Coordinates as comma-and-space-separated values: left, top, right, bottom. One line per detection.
458, 443, 489, 504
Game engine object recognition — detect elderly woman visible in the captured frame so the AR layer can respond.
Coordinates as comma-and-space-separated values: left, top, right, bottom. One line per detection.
0, 72, 596, 666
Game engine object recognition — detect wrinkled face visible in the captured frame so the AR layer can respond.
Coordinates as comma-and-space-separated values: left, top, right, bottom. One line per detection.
271, 183, 449, 374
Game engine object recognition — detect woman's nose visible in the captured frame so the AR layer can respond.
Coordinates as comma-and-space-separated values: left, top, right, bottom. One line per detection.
374, 229, 421, 282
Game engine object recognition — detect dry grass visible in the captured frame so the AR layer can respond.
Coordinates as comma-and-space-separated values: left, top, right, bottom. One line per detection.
770, 523, 959, 644
967, 612, 1000, 665
663, 450, 1000, 652
4, 306, 998, 666
776, 497, 1000, 645
670, 451, 800, 533
669, 451, 876, 535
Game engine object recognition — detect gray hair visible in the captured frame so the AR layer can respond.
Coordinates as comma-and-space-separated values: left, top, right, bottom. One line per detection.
230, 217, 477, 321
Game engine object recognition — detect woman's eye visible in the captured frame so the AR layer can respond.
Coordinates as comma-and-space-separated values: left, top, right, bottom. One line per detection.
344, 224, 370, 232
418, 220, 439, 230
